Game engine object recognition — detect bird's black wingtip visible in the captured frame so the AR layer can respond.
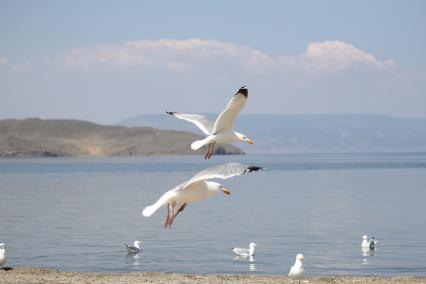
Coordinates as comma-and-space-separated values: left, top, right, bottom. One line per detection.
237, 86, 248, 97
245, 166, 263, 173
165, 111, 175, 116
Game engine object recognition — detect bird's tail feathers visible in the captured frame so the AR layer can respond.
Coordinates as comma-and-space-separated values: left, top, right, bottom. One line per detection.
143, 191, 175, 217
142, 203, 162, 217
191, 138, 208, 150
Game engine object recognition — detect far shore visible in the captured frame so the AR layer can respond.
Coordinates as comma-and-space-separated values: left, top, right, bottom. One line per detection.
0, 268, 425, 284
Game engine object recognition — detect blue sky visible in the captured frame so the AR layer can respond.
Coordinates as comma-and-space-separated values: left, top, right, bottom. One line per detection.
1, 1, 425, 123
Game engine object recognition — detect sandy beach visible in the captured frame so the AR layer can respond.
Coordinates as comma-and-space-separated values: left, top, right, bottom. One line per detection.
0, 268, 425, 284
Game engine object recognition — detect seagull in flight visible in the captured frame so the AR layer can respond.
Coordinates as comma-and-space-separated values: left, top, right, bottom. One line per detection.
142, 163, 263, 228
166, 86, 253, 159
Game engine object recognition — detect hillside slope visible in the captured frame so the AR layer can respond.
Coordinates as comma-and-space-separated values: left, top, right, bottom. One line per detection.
0, 118, 243, 157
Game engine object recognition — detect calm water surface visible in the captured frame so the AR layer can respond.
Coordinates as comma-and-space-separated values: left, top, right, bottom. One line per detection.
1, 153, 426, 276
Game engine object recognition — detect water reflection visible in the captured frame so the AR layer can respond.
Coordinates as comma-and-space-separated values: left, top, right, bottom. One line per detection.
126, 253, 142, 267
362, 247, 377, 265
361, 247, 376, 257
233, 255, 256, 271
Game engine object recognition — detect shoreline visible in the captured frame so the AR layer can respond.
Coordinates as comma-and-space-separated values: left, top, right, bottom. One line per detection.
1, 268, 425, 283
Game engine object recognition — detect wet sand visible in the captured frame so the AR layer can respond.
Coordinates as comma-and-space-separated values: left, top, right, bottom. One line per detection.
1, 268, 425, 284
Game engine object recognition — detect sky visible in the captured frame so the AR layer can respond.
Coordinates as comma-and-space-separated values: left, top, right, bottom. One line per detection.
1, 0, 425, 124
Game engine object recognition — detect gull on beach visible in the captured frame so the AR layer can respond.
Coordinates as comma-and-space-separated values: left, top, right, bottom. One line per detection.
361, 235, 378, 250
142, 163, 263, 228
232, 242, 257, 257
166, 86, 253, 159
0, 243, 6, 269
124, 240, 143, 254
288, 254, 305, 282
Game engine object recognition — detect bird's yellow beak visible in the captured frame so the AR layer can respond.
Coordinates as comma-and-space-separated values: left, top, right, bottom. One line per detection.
247, 139, 254, 145
222, 187, 231, 195
301, 256, 305, 261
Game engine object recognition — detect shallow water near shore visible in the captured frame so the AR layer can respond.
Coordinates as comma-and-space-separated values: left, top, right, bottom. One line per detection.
1, 153, 426, 275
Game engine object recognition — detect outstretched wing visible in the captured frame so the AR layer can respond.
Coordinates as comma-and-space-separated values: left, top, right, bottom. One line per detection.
181, 163, 263, 188
166, 112, 214, 135
212, 86, 248, 133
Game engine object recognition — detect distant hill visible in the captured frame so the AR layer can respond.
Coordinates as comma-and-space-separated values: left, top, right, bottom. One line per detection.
117, 113, 426, 153
0, 118, 243, 158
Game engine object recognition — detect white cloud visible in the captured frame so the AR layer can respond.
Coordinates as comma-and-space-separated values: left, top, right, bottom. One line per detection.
63, 39, 256, 71
303, 41, 396, 72
276, 41, 396, 74
61, 39, 395, 74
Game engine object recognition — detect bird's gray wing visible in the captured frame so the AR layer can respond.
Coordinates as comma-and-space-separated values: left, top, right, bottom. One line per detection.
180, 163, 263, 189
233, 247, 250, 255
125, 244, 140, 254
166, 112, 214, 135
212, 86, 248, 133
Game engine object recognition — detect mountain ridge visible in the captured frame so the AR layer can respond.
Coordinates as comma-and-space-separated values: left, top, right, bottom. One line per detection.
117, 113, 426, 153
0, 118, 244, 157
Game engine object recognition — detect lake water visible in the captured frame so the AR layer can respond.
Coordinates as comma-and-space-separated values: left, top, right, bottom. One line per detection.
1, 153, 426, 276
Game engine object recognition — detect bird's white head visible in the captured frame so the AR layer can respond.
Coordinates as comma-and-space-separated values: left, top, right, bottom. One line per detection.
208, 181, 231, 195
0, 243, 4, 249
296, 253, 305, 263
236, 132, 253, 145
249, 242, 257, 248
362, 235, 368, 240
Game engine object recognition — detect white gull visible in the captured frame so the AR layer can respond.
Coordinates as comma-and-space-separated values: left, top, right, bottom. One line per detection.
142, 163, 263, 228
166, 86, 253, 159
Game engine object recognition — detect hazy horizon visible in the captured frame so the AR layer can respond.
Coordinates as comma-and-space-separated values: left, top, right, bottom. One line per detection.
2, 112, 426, 126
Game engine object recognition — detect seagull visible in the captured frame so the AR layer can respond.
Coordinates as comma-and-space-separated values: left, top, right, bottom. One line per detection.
288, 254, 305, 282
124, 240, 143, 254
0, 243, 6, 269
361, 235, 378, 250
142, 163, 263, 228
232, 242, 257, 257
166, 86, 253, 159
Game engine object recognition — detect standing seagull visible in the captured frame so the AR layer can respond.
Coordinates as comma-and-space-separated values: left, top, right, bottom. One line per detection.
232, 242, 257, 257
166, 86, 253, 159
124, 240, 143, 254
361, 235, 378, 250
288, 254, 305, 283
142, 163, 263, 228
0, 243, 6, 270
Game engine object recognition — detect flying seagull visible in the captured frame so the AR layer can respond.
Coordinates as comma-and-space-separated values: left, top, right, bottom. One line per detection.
232, 242, 257, 257
288, 253, 305, 282
142, 163, 263, 228
166, 86, 253, 159
124, 240, 143, 254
